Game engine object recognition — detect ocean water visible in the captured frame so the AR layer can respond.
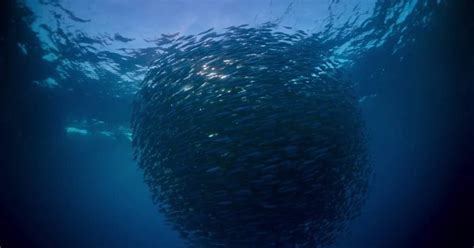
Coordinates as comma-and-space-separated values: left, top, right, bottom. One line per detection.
1, 0, 473, 248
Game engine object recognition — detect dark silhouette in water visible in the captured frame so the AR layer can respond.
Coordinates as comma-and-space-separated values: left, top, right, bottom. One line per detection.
2, 1, 473, 248
132, 25, 370, 248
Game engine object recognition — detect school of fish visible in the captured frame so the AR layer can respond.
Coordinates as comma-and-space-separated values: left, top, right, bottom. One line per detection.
131, 24, 370, 248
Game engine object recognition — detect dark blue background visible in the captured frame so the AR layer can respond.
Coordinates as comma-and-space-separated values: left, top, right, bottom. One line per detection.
1, 1, 472, 247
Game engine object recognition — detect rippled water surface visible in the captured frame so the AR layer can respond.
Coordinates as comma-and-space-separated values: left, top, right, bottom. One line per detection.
1, 1, 473, 248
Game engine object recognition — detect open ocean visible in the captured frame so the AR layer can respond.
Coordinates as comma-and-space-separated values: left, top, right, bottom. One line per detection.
1, 0, 473, 247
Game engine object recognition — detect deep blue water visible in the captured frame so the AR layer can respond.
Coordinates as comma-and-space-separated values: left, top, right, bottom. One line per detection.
1, 0, 473, 247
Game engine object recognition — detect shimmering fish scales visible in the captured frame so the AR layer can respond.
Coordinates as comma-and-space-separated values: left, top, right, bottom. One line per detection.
132, 24, 370, 248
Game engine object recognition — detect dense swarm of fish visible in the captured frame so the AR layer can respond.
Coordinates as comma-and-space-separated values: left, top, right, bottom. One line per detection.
132, 24, 370, 248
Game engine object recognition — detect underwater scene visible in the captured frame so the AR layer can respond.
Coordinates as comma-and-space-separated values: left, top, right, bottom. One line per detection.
1, 0, 473, 247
